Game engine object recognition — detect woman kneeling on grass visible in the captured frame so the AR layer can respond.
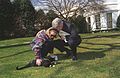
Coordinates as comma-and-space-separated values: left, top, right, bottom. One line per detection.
30, 27, 58, 66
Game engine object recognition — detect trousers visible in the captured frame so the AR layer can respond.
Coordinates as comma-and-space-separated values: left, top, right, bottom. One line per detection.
54, 35, 82, 57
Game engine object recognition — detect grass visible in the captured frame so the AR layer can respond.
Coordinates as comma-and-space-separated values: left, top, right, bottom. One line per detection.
0, 32, 120, 78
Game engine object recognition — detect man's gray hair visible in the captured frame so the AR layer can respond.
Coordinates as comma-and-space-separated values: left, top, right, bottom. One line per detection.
52, 18, 63, 28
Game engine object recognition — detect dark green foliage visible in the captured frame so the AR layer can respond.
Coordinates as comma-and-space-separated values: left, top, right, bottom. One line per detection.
34, 9, 46, 31
69, 15, 88, 33
34, 9, 58, 32
0, 0, 15, 38
46, 10, 58, 23
46, 10, 58, 28
13, 0, 35, 37
0, 0, 36, 39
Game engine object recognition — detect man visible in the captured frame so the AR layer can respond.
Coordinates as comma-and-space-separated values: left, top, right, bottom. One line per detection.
30, 27, 58, 66
52, 18, 82, 61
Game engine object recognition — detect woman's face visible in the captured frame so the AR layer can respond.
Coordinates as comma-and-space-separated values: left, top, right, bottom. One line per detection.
49, 30, 57, 40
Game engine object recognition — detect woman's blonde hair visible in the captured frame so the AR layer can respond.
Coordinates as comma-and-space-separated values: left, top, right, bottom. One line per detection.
46, 27, 59, 35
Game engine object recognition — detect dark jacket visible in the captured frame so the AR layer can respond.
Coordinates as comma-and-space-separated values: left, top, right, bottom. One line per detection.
62, 21, 82, 46
62, 21, 79, 37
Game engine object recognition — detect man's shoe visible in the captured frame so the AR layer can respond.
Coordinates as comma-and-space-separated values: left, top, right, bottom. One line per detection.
72, 56, 77, 61
65, 51, 71, 57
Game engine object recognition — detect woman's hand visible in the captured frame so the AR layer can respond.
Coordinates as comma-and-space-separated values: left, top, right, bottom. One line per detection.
36, 59, 42, 66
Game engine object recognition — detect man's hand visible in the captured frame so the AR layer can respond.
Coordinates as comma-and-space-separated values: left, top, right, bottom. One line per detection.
59, 35, 68, 43
59, 35, 65, 40
36, 59, 42, 66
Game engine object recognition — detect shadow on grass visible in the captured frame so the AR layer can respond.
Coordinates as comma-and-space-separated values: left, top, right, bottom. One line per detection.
0, 43, 29, 49
0, 49, 31, 59
80, 42, 120, 51
77, 52, 105, 60
82, 33, 120, 39
56, 42, 120, 61
77, 42, 120, 60
56, 51, 105, 61
55, 54, 69, 60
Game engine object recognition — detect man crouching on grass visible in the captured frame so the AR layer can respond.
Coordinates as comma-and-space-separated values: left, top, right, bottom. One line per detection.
30, 27, 58, 66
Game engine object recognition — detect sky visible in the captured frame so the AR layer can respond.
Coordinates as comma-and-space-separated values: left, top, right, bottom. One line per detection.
30, 0, 47, 11
30, 0, 41, 6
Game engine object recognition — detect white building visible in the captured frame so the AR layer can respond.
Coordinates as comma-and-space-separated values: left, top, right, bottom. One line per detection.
85, 0, 120, 32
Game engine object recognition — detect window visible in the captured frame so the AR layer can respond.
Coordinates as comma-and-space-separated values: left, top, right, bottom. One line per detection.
95, 14, 101, 29
107, 13, 112, 28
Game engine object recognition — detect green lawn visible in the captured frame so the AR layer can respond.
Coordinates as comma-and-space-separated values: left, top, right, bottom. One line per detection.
0, 32, 120, 78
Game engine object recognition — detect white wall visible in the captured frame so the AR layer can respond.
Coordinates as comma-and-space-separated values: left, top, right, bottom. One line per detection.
90, 15, 96, 31
112, 12, 118, 28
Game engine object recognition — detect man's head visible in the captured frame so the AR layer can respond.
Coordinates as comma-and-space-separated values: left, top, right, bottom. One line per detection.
46, 27, 58, 40
52, 18, 63, 31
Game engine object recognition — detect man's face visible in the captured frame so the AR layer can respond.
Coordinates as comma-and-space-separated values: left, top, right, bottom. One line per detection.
49, 30, 57, 40
56, 22, 63, 31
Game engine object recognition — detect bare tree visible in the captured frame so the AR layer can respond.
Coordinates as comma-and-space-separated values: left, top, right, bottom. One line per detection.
45, 0, 80, 20
36, 0, 105, 20
82, 0, 105, 13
